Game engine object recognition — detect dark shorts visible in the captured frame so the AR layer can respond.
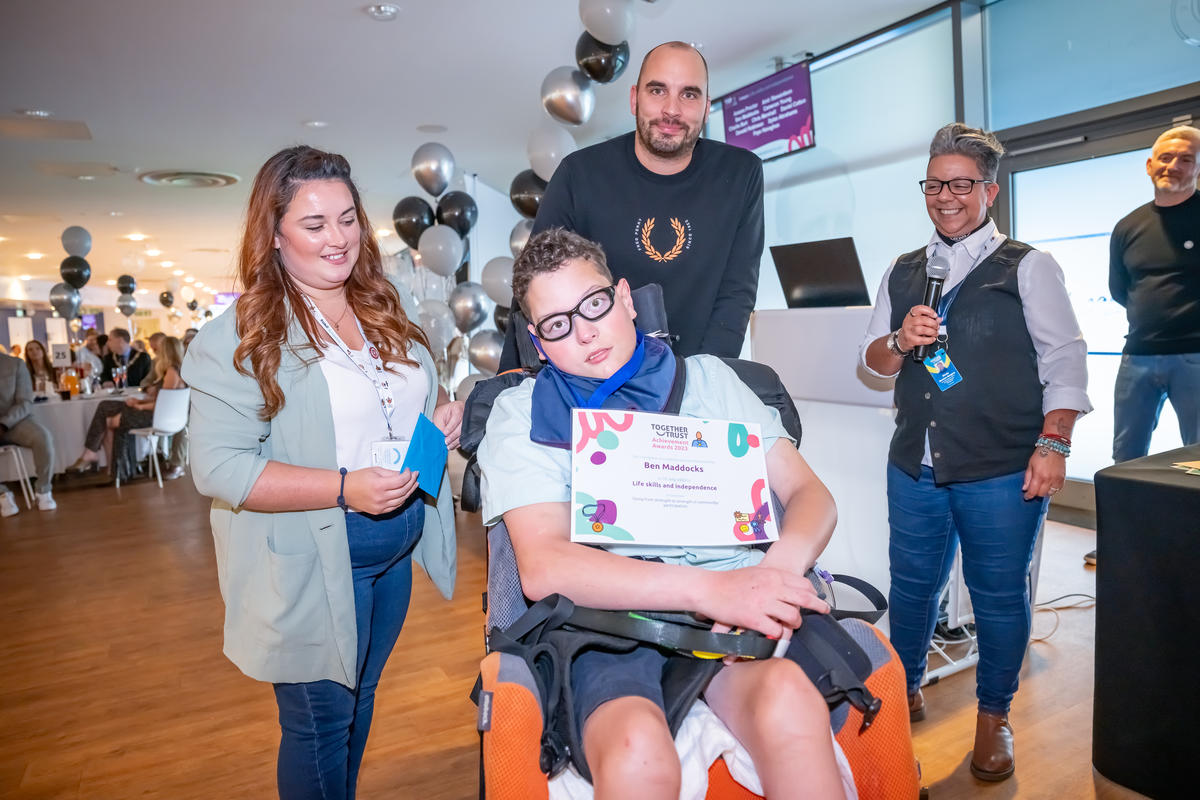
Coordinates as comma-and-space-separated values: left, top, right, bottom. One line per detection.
570, 642, 669, 743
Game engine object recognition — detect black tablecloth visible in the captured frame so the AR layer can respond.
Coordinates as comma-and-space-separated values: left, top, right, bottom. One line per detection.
1093, 445, 1200, 799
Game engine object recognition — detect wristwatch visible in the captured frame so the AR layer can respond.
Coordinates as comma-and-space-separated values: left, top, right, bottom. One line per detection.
887, 330, 910, 357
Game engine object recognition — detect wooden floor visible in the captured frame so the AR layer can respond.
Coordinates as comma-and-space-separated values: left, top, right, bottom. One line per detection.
0, 474, 1144, 799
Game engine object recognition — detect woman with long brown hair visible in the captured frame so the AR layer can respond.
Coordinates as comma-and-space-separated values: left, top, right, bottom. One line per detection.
182, 145, 462, 799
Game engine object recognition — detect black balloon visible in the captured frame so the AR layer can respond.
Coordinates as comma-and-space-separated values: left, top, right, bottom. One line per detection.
493, 304, 510, 334
436, 191, 478, 238
575, 32, 630, 83
454, 237, 471, 285
203, 309, 214, 319
60, 256, 91, 289
116, 274, 137, 294
392, 196, 435, 250
159, 291, 174, 308
186, 299, 199, 311
509, 169, 548, 219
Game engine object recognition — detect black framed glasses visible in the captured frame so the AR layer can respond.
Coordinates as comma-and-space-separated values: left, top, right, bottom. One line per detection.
919, 178, 993, 195
534, 286, 616, 341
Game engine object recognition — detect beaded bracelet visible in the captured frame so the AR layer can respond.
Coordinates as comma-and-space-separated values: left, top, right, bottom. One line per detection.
1038, 432, 1072, 447
1035, 435, 1071, 457
337, 467, 349, 512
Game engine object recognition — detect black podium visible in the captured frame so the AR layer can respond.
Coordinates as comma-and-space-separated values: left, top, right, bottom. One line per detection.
1093, 445, 1200, 799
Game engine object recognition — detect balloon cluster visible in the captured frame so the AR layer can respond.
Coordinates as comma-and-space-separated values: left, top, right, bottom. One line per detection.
49, 226, 96, 318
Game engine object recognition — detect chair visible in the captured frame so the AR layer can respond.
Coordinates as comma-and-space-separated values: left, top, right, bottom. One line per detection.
121, 388, 190, 488
0, 445, 34, 509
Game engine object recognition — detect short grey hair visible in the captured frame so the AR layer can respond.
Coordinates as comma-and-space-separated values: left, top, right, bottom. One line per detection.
929, 123, 1005, 181
1154, 125, 1200, 150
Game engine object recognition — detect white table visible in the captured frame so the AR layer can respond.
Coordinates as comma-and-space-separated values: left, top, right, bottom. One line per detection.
0, 392, 148, 481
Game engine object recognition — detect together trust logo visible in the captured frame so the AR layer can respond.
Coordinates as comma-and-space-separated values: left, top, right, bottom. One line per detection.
633, 216, 692, 263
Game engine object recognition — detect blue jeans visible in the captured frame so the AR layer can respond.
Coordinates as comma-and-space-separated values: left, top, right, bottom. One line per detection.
1113, 353, 1200, 463
886, 463, 1047, 714
273, 500, 425, 800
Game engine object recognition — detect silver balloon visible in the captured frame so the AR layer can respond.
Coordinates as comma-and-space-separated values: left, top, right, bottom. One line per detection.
61, 225, 92, 257
417, 298, 456, 354
455, 372, 486, 402
448, 282, 490, 333
49, 282, 82, 318
540, 66, 595, 126
481, 256, 515, 306
579, 0, 634, 46
527, 123, 578, 182
116, 293, 138, 317
510, 219, 534, 258
411, 142, 456, 198
417, 224, 464, 277
467, 329, 504, 376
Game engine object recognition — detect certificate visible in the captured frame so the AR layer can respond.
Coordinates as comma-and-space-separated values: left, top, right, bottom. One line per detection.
570, 409, 779, 547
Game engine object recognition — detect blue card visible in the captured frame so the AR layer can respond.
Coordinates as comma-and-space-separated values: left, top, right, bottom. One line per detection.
400, 413, 448, 496
923, 348, 964, 392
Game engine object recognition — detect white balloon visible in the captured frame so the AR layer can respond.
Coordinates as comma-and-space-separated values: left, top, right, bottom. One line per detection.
417, 224, 464, 277
481, 257, 515, 306
417, 298, 457, 354
579, 0, 634, 46
166, 276, 182, 294
180, 286, 196, 303
61, 225, 92, 257
527, 124, 578, 183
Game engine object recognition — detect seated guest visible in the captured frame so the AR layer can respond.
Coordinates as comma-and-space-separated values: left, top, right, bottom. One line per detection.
100, 327, 152, 387
74, 331, 102, 376
10, 344, 21, 358
70, 336, 187, 478
182, 328, 199, 349
0, 352, 56, 513
477, 229, 846, 799
24, 340, 56, 389
140, 332, 166, 389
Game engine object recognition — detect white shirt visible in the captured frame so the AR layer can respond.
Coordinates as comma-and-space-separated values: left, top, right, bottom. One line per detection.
319, 342, 428, 473
859, 219, 1093, 418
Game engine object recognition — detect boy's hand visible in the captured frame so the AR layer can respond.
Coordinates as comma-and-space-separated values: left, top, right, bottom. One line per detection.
701, 565, 829, 640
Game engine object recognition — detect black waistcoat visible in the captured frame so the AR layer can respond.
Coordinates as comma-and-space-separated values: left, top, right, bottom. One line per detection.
887, 239, 1043, 483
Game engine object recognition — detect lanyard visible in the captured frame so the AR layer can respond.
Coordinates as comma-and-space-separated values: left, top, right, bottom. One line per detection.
304, 296, 398, 438
561, 332, 648, 409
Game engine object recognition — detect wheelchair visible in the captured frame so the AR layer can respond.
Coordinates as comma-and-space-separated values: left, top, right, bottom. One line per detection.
461, 285, 924, 799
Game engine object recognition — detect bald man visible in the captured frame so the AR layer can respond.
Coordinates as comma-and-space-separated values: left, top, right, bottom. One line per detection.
499, 42, 765, 371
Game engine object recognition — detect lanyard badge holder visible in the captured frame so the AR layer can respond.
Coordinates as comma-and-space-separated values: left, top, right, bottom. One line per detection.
304, 297, 412, 470
922, 281, 964, 392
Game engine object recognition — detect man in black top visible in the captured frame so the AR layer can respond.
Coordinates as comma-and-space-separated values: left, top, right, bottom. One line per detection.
101, 327, 152, 387
1109, 124, 1200, 468
499, 41, 764, 371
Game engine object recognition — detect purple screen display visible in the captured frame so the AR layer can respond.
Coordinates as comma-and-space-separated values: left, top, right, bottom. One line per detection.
720, 61, 814, 159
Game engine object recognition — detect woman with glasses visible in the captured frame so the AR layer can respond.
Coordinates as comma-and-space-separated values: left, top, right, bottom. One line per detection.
181, 145, 463, 799
857, 123, 1090, 782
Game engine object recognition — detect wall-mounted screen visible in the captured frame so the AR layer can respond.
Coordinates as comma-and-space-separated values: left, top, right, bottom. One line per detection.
708, 61, 814, 161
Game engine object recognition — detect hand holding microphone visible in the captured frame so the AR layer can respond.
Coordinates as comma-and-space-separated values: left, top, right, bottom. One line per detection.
907, 255, 951, 361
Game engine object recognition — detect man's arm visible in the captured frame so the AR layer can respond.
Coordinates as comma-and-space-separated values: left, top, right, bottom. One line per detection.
503, 500, 824, 638
698, 159, 765, 357
1108, 226, 1130, 307
0, 363, 34, 430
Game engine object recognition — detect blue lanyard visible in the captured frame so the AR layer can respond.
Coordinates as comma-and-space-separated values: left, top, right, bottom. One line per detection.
560, 332, 648, 409
937, 281, 964, 322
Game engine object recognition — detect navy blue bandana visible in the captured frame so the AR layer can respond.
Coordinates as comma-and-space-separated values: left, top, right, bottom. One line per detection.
529, 331, 677, 449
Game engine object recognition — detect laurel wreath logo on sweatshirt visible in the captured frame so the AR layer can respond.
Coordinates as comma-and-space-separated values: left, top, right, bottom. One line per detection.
638, 217, 690, 262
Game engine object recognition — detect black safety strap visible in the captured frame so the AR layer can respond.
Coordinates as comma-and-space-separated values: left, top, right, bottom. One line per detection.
566, 607, 777, 661
824, 573, 889, 624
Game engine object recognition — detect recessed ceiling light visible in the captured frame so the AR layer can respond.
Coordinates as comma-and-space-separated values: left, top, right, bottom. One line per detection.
25, 252, 44, 260
364, 4, 399, 21
109, 211, 124, 217
375, 228, 393, 237
18, 108, 52, 118
195, 281, 205, 288
77, 175, 96, 181
137, 288, 148, 295
172, 269, 184, 276
184, 276, 195, 284
0, 236, 7, 242
124, 233, 148, 241
416, 124, 447, 134
303, 120, 329, 128
144, 249, 161, 257
19, 275, 31, 281
105, 279, 117, 286
160, 260, 174, 268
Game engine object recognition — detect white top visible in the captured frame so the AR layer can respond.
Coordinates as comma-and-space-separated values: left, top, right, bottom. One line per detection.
478, 354, 793, 572
319, 341, 427, 472
858, 219, 1092, 416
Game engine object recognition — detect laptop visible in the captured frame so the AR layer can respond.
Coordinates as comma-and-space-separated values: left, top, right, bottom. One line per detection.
769, 237, 870, 309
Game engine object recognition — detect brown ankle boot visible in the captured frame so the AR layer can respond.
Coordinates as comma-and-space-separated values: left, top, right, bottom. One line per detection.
970, 710, 1015, 781
908, 688, 925, 723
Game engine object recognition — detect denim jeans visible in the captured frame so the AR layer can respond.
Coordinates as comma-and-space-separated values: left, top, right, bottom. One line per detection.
886, 463, 1047, 714
273, 499, 425, 800
1112, 353, 1200, 463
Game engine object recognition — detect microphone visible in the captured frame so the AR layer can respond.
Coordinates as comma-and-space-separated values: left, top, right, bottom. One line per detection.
912, 255, 951, 361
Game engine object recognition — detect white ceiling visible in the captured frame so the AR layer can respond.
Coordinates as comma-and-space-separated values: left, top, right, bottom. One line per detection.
0, 0, 933, 296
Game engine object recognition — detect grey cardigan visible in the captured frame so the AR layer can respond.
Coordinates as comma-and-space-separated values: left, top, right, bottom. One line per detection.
182, 297, 456, 687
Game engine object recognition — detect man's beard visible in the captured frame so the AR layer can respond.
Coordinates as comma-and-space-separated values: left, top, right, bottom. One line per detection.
635, 112, 701, 159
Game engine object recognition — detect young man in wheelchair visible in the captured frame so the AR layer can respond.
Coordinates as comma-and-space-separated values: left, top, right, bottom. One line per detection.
477, 228, 848, 800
